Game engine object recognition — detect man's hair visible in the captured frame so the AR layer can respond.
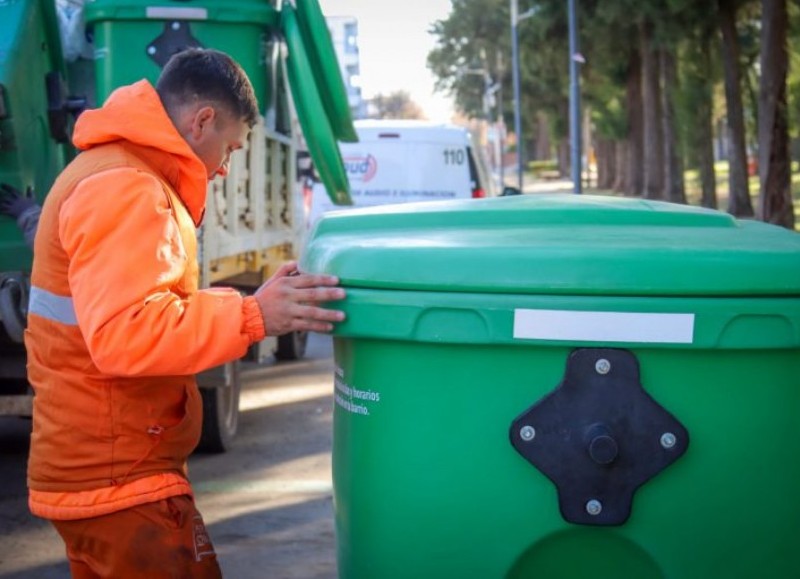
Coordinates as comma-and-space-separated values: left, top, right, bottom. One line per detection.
156, 48, 259, 127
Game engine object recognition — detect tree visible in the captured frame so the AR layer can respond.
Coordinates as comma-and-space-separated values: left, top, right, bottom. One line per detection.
428, 0, 569, 166
787, 2, 800, 167
585, 61, 628, 189
661, 47, 687, 203
428, 0, 797, 227
428, 0, 508, 120
654, 0, 703, 205
514, 0, 571, 167
641, 19, 665, 198
678, 14, 719, 209
758, 0, 795, 228
625, 49, 645, 196
368, 91, 425, 120
576, 0, 641, 192
718, 0, 755, 217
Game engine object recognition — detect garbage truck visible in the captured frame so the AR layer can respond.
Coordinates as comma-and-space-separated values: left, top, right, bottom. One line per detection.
0, 0, 354, 451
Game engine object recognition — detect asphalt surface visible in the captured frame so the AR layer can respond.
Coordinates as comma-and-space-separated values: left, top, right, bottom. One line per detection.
0, 333, 338, 579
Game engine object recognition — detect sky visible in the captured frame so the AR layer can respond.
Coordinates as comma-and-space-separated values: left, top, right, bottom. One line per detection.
318, 0, 456, 122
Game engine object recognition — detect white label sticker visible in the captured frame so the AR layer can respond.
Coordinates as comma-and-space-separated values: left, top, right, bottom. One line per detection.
513, 309, 695, 344
146, 7, 208, 19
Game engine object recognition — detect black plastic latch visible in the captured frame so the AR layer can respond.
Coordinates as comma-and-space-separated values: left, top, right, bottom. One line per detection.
147, 21, 203, 68
509, 348, 689, 526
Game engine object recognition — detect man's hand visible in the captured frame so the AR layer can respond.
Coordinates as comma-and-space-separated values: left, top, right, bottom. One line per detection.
253, 261, 346, 336
0, 183, 37, 219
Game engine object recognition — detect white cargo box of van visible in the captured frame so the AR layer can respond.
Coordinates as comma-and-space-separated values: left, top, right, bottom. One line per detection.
308, 120, 493, 228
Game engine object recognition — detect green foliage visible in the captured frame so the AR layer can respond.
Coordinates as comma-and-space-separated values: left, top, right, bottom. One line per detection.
369, 91, 425, 120
787, 1, 800, 139
676, 31, 719, 170
428, 0, 509, 119
428, 0, 799, 178
527, 158, 559, 176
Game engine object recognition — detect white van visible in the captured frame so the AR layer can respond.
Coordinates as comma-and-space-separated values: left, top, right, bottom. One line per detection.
308, 119, 496, 226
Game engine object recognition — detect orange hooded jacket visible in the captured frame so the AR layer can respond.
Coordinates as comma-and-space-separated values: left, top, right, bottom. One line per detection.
25, 80, 266, 520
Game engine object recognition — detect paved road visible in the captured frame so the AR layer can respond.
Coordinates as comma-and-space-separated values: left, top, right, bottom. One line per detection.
0, 334, 338, 579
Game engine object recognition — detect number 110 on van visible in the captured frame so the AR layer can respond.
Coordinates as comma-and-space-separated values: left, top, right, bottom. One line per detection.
444, 149, 466, 165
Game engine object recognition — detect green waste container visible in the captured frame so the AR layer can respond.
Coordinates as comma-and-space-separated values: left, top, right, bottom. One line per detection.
0, 0, 71, 268
84, 0, 278, 108
301, 194, 800, 579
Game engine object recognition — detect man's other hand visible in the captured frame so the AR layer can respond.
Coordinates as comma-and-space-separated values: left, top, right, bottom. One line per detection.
253, 261, 346, 336
0, 183, 37, 219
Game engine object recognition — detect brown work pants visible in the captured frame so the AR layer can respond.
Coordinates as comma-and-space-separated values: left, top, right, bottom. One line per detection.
51, 494, 222, 578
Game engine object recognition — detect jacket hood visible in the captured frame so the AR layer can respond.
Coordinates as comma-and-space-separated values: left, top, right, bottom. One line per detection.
72, 80, 207, 225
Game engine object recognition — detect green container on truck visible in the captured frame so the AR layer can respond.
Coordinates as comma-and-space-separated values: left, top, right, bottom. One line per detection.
0, 0, 354, 451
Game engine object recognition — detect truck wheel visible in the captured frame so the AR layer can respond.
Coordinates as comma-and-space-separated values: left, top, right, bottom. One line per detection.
274, 330, 308, 361
197, 361, 241, 453
0, 274, 28, 343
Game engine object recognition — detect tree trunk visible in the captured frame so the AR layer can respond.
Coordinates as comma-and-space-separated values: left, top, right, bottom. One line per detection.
697, 35, 718, 209
625, 49, 644, 196
718, 0, 754, 217
758, 0, 794, 228
640, 21, 664, 199
614, 140, 629, 193
596, 140, 607, 189
535, 112, 552, 161
557, 140, 570, 176
607, 140, 617, 190
660, 47, 686, 204
683, 29, 718, 208
698, 118, 718, 209
597, 139, 616, 190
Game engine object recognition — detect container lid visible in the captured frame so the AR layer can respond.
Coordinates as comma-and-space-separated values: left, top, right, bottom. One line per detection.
282, 5, 351, 205
85, 0, 279, 25
301, 194, 800, 296
294, 0, 358, 143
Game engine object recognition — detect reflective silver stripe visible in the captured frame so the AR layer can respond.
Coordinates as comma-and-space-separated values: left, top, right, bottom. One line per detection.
28, 286, 78, 326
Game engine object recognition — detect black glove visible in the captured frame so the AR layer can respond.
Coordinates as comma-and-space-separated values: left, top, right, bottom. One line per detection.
0, 183, 37, 219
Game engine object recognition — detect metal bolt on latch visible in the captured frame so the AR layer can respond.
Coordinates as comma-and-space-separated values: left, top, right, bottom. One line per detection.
171, 21, 181, 30
520, 425, 536, 441
586, 499, 603, 516
660, 432, 677, 449
595, 359, 611, 375
147, 46, 157, 55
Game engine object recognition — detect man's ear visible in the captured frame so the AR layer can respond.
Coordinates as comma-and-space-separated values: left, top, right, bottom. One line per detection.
189, 105, 217, 141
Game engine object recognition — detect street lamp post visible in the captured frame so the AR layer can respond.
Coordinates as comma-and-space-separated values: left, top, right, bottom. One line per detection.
511, 0, 522, 191
486, 81, 503, 190
461, 64, 504, 191
568, 0, 582, 194
511, 0, 535, 193
511, 0, 523, 192
496, 82, 504, 188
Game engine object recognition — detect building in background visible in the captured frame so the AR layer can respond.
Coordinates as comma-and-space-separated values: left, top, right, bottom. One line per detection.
325, 16, 366, 119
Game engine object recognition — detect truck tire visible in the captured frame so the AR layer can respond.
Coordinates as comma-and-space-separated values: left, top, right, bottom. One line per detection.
197, 361, 241, 454
274, 330, 308, 361
0, 274, 28, 343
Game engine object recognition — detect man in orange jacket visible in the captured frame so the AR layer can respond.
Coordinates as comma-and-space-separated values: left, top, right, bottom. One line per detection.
24, 48, 345, 578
